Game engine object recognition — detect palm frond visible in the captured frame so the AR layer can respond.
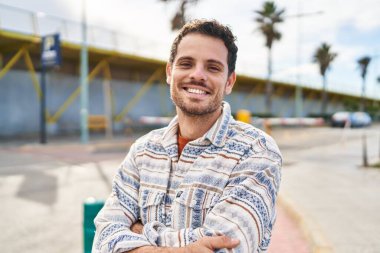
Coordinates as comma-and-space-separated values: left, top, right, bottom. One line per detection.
357, 56, 371, 79
313, 42, 338, 76
254, 1, 285, 49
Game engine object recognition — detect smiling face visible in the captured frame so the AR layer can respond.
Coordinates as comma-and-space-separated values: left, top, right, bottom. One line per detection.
166, 33, 236, 117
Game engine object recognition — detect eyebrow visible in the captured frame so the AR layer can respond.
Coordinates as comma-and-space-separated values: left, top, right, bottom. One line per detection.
176, 56, 194, 62
176, 57, 225, 68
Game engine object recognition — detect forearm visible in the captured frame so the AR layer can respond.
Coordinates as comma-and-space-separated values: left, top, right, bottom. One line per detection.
128, 246, 180, 253
141, 220, 220, 247
93, 221, 152, 253
128, 236, 240, 253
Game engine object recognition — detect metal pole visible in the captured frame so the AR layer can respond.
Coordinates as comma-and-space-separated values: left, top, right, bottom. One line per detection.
362, 132, 368, 167
287, 5, 323, 117
80, 0, 89, 144
295, 1, 303, 117
40, 65, 47, 144
103, 77, 113, 139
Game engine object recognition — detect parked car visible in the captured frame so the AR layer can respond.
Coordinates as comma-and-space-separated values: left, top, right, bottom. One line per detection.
331, 111, 372, 128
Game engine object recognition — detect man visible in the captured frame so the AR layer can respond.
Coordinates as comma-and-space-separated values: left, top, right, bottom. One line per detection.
93, 19, 282, 253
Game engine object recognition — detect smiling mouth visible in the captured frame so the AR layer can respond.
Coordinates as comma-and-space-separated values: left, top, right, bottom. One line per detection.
184, 87, 209, 95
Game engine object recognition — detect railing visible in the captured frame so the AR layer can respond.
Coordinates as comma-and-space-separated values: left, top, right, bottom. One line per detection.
0, 3, 169, 60
0, 3, 379, 100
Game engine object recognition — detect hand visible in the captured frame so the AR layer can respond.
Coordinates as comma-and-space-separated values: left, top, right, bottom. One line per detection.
131, 221, 144, 234
127, 236, 239, 253
184, 236, 240, 253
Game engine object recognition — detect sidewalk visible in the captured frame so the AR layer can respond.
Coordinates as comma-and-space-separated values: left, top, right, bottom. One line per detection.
271, 126, 380, 253
269, 198, 311, 253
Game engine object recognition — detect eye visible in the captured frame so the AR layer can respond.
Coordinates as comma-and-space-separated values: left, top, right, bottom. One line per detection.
208, 65, 221, 72
177, 61, 192, 68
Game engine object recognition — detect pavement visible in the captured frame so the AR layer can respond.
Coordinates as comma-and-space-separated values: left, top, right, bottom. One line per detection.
271, 125, 380, 253
1, 125, 379, 253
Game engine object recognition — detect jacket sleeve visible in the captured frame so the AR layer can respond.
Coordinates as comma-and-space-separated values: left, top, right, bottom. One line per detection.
142, 145, 282, 253
92, 143, 152, 253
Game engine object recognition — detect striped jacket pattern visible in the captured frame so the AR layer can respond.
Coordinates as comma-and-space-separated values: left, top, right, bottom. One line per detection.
93, 102, 282, 253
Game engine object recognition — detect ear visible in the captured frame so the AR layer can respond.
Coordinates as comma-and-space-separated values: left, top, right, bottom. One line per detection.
225, 72, 236, 95
166, 63, 172, 85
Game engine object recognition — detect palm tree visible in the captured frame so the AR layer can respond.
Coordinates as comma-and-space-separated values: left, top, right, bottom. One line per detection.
159, 0, 199, 30
312, 42, 338, 115
254, 1, 285, 115
357, 56, 371, 111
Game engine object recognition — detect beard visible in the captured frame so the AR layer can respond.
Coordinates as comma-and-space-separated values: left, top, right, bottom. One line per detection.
170, 81, 225, 117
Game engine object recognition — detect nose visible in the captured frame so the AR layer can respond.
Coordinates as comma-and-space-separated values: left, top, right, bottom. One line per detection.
189, 64, 207, 82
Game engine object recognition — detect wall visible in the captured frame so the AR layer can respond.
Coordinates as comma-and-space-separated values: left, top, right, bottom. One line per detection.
0, 69, 345, 137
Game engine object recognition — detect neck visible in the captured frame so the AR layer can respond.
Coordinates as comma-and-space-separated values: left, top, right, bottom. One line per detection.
177, 107, 222, 140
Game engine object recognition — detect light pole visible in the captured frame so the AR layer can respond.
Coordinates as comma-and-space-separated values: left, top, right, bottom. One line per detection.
80, 0, 89, 143
287, 3, 323, 117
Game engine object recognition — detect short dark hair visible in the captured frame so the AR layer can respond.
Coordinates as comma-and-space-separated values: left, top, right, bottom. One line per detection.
169, 19, 238, 75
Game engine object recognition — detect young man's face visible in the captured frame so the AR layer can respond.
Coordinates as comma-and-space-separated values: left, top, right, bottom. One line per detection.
166, 33, 236, 117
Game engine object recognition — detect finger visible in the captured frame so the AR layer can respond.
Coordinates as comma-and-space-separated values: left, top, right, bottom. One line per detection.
201, 236, 240, 249
130, 221, 144, 234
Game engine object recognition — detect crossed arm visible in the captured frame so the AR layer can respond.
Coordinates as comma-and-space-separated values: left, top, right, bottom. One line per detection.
92, 143, 281, 253
128, 234, 240, 253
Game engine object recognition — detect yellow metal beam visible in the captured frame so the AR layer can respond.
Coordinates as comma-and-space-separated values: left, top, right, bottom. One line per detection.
306, 90, 317, 100
103, 62, 112, 81
115, 68, 164, 122
49, 59, 109, 123
0, 47, 25, 80
330, 94, 339, 104
23, 49, 53, 120
274, 86, 285, 97
23, 49, 42, 99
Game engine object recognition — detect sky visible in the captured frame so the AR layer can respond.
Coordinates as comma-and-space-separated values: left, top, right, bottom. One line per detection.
0, 0, 379, 99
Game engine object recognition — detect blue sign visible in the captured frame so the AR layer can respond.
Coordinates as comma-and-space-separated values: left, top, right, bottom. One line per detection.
41, 33, 62, 68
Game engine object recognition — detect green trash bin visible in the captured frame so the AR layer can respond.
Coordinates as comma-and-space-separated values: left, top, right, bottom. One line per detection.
83, 198, 104, 253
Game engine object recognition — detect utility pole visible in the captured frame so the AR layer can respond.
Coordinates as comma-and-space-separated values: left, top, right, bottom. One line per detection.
287, 3, 323, 117
80, 0, 89, 144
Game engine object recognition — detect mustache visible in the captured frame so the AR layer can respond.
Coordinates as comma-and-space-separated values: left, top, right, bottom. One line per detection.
181, 80, 208, 88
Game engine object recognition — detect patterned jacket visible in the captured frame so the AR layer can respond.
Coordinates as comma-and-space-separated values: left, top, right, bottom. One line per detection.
93, 102, 282, 253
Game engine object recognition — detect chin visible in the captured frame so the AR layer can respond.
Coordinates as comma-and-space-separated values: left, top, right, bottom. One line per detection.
180, 104, 219, 116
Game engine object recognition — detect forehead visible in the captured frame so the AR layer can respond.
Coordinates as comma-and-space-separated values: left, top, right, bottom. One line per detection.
175, 33, 228, 64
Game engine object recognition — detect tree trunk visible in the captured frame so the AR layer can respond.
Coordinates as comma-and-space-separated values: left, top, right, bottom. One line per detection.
321, 74, 327, 115
265, 47, 273, 115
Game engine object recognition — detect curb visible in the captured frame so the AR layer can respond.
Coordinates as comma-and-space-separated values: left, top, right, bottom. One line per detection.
277, 193, 333, 253
17, 139, 134, 154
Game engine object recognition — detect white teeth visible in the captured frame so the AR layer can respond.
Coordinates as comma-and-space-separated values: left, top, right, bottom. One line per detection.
187, 88, 206, 95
